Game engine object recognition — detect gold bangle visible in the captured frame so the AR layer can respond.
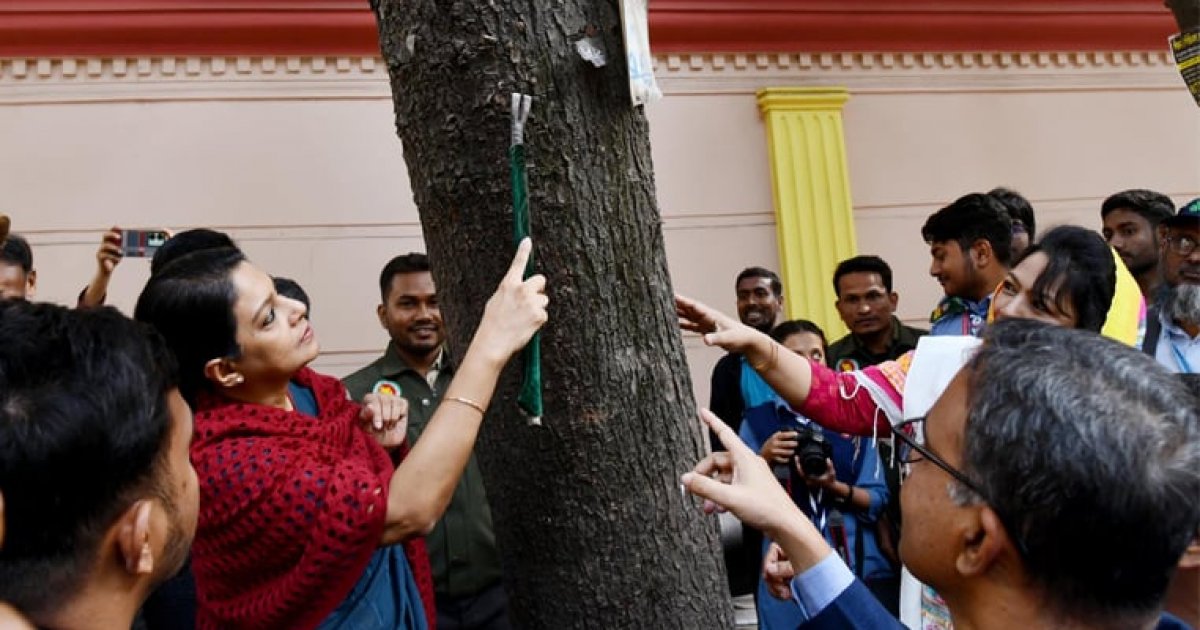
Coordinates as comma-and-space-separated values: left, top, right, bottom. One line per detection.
445, 395, 486, 415
750, 342, 779, 372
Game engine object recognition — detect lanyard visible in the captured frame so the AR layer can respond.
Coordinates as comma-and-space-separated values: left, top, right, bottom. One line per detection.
808, 490, 827, 533
1171, 340, 1195, 374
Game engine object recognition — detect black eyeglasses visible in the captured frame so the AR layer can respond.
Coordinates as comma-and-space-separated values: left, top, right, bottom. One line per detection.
892, 417, 1029, 556
1165, 234, 1199, 257
892, 416, 988, 499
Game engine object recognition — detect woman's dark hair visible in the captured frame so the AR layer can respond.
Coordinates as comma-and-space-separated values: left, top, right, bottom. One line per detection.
989, 187, 1036, 241
1018, 225, 1115, 333
135, 247, 246, 405
770, 319, 828, 350
150, 228, 237, 276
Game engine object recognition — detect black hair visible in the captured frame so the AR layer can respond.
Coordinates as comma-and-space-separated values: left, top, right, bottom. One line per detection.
922, 193, 1014, 266
135, 247, 246, 406
0, 301, 179, 615
989, 187, 1037, 242
150, 229, 237, 276
735, 266, 782, 297
0, 233, 32, 273
965, 320, 1200, 626
832, 255, 893, 297
1017, 226, 1115, 333
1099, 189, 1175, 225
273, 276, 311, 314
379, 253, 431, 301
770, 319, 827, 350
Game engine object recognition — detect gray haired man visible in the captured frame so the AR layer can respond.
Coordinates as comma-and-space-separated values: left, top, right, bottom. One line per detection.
1146, 198, 1200, 374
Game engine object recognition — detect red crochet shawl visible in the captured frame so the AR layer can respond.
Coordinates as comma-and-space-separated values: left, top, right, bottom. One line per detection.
190, 367, 435, 629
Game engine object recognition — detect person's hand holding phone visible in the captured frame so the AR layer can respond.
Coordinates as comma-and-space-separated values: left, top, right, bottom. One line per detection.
79, 226, 124, 308
97, 227, 123, 276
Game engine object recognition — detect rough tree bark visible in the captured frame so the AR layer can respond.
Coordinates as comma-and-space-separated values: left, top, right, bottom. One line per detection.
1166, 0, 1200, 31
371, 1, 734, 628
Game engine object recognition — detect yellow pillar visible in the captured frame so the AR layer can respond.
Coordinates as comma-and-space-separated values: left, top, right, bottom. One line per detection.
757, 87, 857, 341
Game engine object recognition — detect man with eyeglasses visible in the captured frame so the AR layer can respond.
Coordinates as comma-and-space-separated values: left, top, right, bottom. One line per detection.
683, 319, 1198, 630
1145, 198, 1200, 374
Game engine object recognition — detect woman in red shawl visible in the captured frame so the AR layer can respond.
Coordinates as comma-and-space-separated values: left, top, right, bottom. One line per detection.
135, 239, 547, 630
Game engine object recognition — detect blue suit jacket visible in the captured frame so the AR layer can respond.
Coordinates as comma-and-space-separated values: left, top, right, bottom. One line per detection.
798, 580, 903, 630
798, 579, 1193, 630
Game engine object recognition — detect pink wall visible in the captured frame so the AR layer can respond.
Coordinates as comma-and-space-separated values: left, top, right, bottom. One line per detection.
1, 50, 1196, 408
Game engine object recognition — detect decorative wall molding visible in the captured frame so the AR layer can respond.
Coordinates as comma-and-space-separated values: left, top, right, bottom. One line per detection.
653, 50, 1182, 94
0, 55, 391, 103
0, 50, 1181, 104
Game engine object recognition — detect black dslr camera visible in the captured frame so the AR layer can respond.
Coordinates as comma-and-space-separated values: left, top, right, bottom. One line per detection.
793, 423, 834, 477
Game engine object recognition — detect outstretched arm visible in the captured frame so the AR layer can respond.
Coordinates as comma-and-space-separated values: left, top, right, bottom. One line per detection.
677, 295, 815, 406
79, 227, 122, 308
677, 295, 892, 437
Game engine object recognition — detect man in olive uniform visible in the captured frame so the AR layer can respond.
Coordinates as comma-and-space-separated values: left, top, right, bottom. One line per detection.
345, 253, 509, 630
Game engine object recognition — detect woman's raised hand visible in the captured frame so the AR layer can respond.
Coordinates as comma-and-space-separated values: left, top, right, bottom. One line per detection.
473, 238, 549, 366
675, 294, 764, 354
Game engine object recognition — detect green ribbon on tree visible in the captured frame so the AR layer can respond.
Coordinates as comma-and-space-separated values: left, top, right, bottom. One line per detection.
510, 93, 543, 425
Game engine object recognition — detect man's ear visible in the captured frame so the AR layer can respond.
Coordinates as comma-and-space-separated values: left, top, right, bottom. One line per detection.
376, 303, 387, 329
889, 292, 900, 310
970, 239, 995, 268
204, 358, 243, 389
25, 269, 36, 299
955, 504, 1010, 578
117, 500, 155, 576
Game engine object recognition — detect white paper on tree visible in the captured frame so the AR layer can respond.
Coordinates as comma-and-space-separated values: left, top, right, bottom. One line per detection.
618, 0, 662, 106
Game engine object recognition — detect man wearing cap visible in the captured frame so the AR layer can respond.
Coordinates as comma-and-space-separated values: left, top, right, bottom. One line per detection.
1144, 198, 1200, 374
344, 253, 510, 630
1145, 198, 1200, 626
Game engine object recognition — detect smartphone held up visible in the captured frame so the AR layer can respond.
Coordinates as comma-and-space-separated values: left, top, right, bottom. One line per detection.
120, 229, 169, 258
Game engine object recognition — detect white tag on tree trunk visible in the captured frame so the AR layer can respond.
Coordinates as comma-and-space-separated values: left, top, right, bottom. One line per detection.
618, 0, 662, 106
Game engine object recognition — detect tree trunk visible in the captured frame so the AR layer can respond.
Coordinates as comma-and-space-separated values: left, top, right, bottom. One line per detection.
370, 1, 734, 628
1166, 0, 1200, 31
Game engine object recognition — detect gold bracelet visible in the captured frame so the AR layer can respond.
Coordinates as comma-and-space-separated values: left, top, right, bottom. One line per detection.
446, 396, 486, 415
750, 341, 779, 372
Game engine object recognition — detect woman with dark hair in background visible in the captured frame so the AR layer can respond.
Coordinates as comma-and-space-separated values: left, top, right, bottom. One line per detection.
136, 240, 547, 629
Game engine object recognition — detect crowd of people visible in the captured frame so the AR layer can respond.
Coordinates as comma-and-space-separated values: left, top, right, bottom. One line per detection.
0, 185, 1197, 630
0, 220, 546, 630
684, 189, 1200, 629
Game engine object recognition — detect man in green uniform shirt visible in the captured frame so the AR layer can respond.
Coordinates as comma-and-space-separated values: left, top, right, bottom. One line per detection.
826, 255, 927, 372
344, 253, 510, 630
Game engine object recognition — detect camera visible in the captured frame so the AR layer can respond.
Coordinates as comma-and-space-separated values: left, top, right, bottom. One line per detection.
793, 423, 833, 477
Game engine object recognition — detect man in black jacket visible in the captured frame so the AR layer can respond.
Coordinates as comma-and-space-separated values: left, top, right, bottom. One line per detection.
709, 266, 785, 599
709, 266, 786, 437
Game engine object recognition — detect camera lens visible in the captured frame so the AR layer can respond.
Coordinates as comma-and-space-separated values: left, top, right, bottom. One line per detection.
799, 449, 827, 476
